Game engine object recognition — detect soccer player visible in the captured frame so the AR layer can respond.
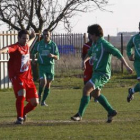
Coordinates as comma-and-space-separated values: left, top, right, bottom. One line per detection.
31, 29, 59, 106
0, 30, 39, 124
82, 34, 98, 102
71, 24, 133, 123
127, 22, 140, 102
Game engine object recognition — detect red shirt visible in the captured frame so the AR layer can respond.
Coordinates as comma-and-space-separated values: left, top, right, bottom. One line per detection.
82, 41, 93, 81
8, 43, 33, 79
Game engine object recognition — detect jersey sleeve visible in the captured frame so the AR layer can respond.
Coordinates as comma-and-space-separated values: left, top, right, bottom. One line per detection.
8, 44, 18, 53
104, 42, 123, 59
53, 43, 60, 60
126, 37, 134, 57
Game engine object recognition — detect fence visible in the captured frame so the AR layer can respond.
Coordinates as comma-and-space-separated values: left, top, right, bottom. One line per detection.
0, 31, 133, 89
0, 31, 18, 89
0, 31, 85, 89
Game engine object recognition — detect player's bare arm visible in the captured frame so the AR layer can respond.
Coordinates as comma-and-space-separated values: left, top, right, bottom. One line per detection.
120, 57, 133, 74
27, 30, 36, 47
82, 54, 90, 70
0, 47, 8, 54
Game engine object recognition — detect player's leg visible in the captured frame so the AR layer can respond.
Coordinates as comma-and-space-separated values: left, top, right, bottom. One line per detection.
15, 89, 26, 124
23, 82, 39, 122
11, 77, 26, 124
23, 97, 38, 120
38, 65, 46, 103
92, 74, 117, 123
96, 92, 117, 123
39, 78, 46, 103
71, 81, 94, 121
84, 75, 98, 103
127, 63, 140, 102
71, 73, 117, 122
41, 73, 54, 106
127, 80, 140, 102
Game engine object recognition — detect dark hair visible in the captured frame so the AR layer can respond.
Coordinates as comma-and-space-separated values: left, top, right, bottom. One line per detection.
43, 29, 51, 33
18, 30, 29, 38
139, 22, 140, 28
87, 24, 103, 37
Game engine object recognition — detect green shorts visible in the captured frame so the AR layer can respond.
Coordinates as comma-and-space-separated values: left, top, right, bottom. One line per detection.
39, 65, 54, 80
134, 61, 140, 79
89, 73, 110, 90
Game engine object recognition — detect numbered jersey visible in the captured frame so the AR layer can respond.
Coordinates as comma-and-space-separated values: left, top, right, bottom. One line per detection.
8, 43, 32, 79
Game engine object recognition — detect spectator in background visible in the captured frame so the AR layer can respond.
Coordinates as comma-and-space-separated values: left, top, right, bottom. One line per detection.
0, 30, 39, 124
31, 29, 59, 106
81, 33, 98, 102
71, 24, 133, 123
127, 22, 140, 102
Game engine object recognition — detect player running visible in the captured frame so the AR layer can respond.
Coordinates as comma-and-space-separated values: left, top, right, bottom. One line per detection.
71, 24, 133, 123
31, 29, 59, 106
82, 33, 98, 102
0, 30, 39, 124
127, 22, 140, 102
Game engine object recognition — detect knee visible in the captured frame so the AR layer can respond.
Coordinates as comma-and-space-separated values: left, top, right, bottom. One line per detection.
40, 78, 46, 87
32, 102, 38, 107
30, 98, 39, 107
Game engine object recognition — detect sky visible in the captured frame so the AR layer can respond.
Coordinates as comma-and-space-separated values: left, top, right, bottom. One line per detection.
69, 0, 140, 36
0, 0, 140, 36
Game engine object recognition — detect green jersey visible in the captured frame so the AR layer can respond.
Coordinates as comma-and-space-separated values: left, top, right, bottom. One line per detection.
88, 37, 122, 78
127, 33, 140, 61
32, 39, 59, 65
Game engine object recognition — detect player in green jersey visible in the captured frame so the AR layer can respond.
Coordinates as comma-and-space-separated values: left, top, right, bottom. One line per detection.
71, 24, 133, 123
127, 22, 140, 102
31, 29, 59, 106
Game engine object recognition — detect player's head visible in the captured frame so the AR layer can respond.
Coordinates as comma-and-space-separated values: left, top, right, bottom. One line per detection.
18, 30, 30, 46
87, 24, 103, 37
87, 24, 103, 42
43, 29, 51, 42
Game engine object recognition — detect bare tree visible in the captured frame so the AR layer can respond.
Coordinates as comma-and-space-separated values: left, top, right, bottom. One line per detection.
0, 0, 109, 33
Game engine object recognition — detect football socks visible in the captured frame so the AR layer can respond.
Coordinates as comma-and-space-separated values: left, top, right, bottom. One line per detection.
16, 96, 25, 118
38, 86, 44, 97
42, 87, 50, 102
97, 94, 114, 114
78, 95, 90, 117
24, 102, 36, 116
134, 83, 140, 93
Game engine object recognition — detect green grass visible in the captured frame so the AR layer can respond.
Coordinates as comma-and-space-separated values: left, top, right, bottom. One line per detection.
0, 73, 140, 140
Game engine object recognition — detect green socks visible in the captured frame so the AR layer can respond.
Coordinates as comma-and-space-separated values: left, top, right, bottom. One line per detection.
134, 83, 140, 93
78, 95, 90, 117
38, 86, 43, 97
97, 94, 113, 114
78, 94, 114, 117
42, 88, 50, 102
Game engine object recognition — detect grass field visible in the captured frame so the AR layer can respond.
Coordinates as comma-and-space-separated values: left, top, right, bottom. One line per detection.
0, 73, 140, 140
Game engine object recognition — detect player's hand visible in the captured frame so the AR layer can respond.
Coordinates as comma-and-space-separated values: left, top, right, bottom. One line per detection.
129, 54, 135, 61
29, 29, 36, 39
48, 53, 54, 58
126, 66, 133, 74
82, 61, 86, 70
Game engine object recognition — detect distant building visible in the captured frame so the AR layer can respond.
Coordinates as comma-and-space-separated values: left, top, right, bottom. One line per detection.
117, 32, 138, 36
